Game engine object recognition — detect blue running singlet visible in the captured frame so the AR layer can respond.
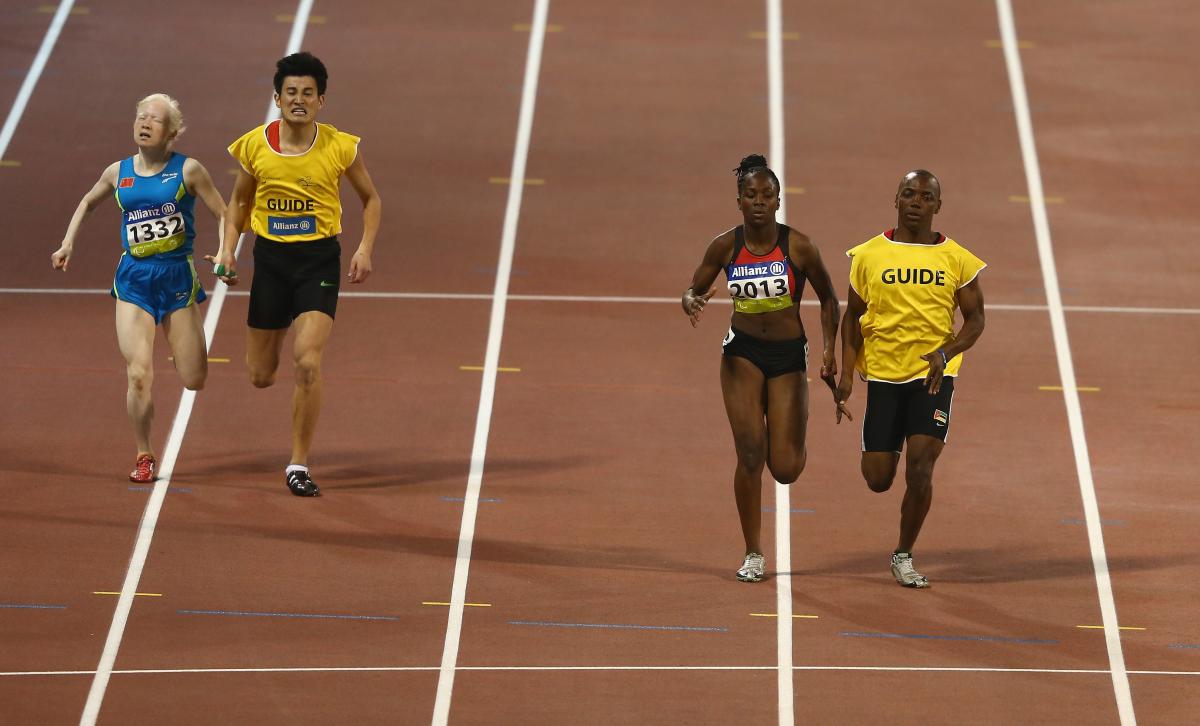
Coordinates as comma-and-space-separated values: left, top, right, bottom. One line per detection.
114, 152, 196, 260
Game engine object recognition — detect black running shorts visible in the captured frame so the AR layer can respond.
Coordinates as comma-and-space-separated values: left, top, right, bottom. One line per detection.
721, 327, 808, 378
248, 236, 340, 329
861, 377, 956, 452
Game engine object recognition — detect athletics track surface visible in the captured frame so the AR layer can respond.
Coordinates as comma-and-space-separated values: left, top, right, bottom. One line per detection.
1, 1, 1197, 724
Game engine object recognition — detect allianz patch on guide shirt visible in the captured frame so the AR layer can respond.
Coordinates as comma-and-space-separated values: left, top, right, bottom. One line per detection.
268, 215, 316, 236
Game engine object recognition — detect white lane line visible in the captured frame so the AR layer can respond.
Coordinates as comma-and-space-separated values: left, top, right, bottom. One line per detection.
10, 665, 1199, 676
765, 2, 794, 724
77, 3, 315, 724
0, 0, 75, 160
430, 1, 549, 723
4, 288, 1199, 316
994, 2, 1135, 724
1045, 304, 1200, 316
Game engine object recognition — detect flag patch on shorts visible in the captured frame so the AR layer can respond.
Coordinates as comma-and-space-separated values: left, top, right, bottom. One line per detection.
933, 409, 949, 426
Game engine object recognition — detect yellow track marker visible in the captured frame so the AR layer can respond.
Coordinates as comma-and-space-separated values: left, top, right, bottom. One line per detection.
0, 160, 21, 167
1039, 385, 1100, 392
38, 5, 89, 13
167, 356, 230, 363
276, 14, 326, 24
748, 31, 800, 40
1076, 625, 1146, 631
986, 39, 1035, 49
512, 23, 562, 32
460, 365, 521, 373
94, 591, 161, 597
750, 613, 819, 619
423, 601, 491, 607
1010, 195, 1064, 204
489, 177, 545, 185
784, 186, 805, 195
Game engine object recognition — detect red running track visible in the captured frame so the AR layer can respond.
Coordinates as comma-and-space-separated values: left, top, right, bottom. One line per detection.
1, 1, 1198, 724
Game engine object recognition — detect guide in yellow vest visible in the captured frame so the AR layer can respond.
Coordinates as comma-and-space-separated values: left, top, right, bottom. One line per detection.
214, 51, 382, 498
833, 170, 986, 589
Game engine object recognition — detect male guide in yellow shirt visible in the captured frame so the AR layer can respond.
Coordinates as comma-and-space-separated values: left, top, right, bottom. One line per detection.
213, 51, 382, 499
834, 170, 987, 590
227, 120, 360, 242
847, 230, 986, 383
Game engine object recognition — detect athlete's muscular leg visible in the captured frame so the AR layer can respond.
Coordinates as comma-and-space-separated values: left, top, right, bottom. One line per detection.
162, 304, 207, 391
862, 452, 900, 493
246, 327, 289, 388
115, 301, 157, 457
289, 311, 334, 466
720, 356, 769, 555
764, 370, 808, 484
897, 434, 943, 552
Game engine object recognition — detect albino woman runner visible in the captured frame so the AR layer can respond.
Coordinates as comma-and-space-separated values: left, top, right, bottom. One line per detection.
51, 93, 227, 483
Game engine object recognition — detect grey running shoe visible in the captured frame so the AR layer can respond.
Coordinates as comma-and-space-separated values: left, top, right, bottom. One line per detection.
891, 552, 929, 588
736, 552, 766, 582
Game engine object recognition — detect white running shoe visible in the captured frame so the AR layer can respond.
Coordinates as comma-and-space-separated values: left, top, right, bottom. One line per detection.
737, 552, 766, 582
891, 552, 930, 588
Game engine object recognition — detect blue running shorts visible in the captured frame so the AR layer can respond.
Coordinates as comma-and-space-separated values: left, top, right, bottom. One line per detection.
110, 252, 206, 324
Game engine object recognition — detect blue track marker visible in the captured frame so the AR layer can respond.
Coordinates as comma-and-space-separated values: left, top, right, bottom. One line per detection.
841, 631, 1056, 645
1, 603, 66, 610
179, 609, 398, 621
509, 620, 727, 633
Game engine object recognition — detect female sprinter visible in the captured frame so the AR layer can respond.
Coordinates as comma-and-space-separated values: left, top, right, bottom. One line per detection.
682, 154, 840, 582
51, 93, 227, 483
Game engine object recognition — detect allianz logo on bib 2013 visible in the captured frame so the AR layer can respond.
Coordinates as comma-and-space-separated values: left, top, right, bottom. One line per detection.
728, 260, 785, 280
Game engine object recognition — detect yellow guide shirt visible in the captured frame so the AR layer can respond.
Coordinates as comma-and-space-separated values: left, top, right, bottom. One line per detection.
227, 121, 360, 242
847, 231, 986, 383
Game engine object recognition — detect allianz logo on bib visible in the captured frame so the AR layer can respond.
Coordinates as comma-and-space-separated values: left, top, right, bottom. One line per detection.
268, 215, 317, 236
125, 202, 177, 222
728, 260, 786, 281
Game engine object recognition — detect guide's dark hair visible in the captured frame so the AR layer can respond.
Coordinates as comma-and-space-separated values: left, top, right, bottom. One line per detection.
274, 51, 328, 95
734, 154, 780, 195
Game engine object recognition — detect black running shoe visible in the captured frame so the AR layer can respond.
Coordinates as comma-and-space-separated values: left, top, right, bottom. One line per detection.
285, 469, 321, 497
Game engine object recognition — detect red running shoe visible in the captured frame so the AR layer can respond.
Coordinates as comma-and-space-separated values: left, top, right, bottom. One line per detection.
129, 454, 157, 483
